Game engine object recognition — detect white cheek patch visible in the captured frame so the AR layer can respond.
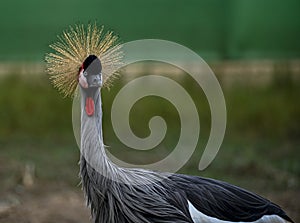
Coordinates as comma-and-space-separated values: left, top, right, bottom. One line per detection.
79, 70, 88, 88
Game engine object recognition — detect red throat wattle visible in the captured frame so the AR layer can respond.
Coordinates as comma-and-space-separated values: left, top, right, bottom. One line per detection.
85, 97, 95, 116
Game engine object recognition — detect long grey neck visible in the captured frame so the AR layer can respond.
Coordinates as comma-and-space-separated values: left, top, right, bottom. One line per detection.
79, 88, 166, 186
80, 88, 118, 180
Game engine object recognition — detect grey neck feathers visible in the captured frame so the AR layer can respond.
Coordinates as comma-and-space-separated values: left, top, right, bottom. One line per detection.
79, 88, 183, 223
79, 88, 166, 185
80, 88, 119, 181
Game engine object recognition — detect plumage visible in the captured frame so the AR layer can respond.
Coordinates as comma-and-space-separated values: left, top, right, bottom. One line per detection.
78, 76, 293, 223
46, 24, 294, 223
170, 174, 293, 223
45, 23, 123, 98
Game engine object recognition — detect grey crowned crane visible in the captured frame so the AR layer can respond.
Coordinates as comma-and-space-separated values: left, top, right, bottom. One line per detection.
46, 24, 294, 223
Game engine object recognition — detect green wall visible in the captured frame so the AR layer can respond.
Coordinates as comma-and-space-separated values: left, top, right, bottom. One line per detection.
0, 0, 299, 61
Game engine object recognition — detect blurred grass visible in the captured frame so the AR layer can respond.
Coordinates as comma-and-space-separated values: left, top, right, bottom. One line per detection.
0, 71, 299, 193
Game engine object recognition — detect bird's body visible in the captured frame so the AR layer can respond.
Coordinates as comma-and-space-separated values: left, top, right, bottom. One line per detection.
45, 25, 294, 223
78, 59, 293, 223
81, 157, 292, 223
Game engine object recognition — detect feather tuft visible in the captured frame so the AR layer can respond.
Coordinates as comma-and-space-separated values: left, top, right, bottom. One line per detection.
45, 23, 123, 97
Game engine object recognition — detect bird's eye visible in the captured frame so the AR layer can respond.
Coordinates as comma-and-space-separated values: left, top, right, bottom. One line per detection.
83, 71, 88, 77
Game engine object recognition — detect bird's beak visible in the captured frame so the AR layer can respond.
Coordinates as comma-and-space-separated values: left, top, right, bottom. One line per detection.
89, 73, 102, 88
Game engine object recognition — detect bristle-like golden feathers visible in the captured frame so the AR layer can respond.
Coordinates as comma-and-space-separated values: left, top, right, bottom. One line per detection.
45, 23, 123, 97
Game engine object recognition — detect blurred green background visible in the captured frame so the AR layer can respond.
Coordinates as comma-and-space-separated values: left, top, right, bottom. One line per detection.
0, 0, 300, 60
0, 0, 299, 222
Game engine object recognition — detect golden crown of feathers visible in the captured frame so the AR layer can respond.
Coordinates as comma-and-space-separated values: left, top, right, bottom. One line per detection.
45, 23, 123, 97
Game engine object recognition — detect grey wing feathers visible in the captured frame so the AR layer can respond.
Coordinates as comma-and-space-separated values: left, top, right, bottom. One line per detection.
169, 174, 294, 223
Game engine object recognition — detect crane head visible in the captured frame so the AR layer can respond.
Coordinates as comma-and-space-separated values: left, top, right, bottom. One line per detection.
78, 55, 102, 89
46, 23, 123, 98
78, 55, 102, 116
